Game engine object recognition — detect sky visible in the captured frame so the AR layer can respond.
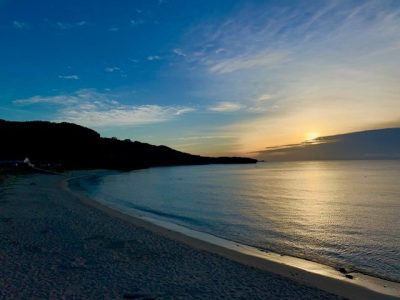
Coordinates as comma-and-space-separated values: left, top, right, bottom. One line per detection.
257, 128, 400, 161
0, 0, 399, 157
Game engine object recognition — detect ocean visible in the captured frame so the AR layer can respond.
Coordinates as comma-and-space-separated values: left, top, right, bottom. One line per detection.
70, 160, 400, 282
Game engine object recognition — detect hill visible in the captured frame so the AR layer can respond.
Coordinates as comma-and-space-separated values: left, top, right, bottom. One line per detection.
0, 119, 256, 170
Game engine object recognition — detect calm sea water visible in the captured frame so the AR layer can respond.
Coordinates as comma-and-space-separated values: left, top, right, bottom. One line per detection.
71, 160, 400, 282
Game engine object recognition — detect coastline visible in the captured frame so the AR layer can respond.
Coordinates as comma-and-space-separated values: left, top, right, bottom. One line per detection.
0, 171, 397, 299
65, 171, 400, 300
0, 172, 340, 299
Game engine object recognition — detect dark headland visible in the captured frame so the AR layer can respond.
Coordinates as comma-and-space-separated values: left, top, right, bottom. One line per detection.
0, 119, 256, 170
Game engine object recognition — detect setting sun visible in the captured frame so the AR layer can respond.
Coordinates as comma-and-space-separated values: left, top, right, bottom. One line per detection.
306, 132, 319, 141
1, 1, 400, 299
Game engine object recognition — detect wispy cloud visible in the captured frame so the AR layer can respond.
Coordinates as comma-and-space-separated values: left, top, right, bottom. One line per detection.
56, 21, 89, 30
176, 1, 400, 153
13, 89, 195, 127
60, 105, 194, 127
12, 21, 28, 30
147, 55, 161, 61
108, 26, 120, 32
208, 101, 242, 112
14, 94, 79, 105
207, 96, 278, 114
78, 21, 89, 26
256, 94, 272, 102
184, 1, 400, 76
209, 51, 289, 74
58, 75, 79, 80
246, 93, 279, 113
173, 48, 186, 57
105, 66, 121, 73
255, 128, 400, 161
130, 19, 145, 26
176, 134, 235, 141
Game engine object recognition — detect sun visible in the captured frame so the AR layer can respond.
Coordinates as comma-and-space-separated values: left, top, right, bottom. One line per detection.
306, 132, 319, 141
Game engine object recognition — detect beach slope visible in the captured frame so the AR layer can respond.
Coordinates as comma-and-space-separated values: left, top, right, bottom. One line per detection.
0, 173, 339, 299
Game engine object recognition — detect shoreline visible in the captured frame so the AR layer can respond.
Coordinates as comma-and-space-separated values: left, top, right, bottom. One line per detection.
64, 172, 400, 300
0, 173, 341, 299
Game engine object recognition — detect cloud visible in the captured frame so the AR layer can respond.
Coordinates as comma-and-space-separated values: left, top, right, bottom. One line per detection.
173, 48, 186, 57
257, 94, 272, 102
13, 89, 195, 127
59, 105, 194, 127
130, 19, 145, 26
147, 55, 161, 61
207, 97, 276, 114
174, 1, 400, 154
56, 21, 89, 30
105, 66, 121, 73
208, 101, 242, 112
246, 93, 277, 113
255, 128, 400, 161
185, 1, 400, 76
108, 26, 120, 32
176, 135, 235, 141
209, 51, 289, 74
14, 94, 78, 105
58, 75, 79, 80
12, 21, 28, 29
77, 21, 88, 26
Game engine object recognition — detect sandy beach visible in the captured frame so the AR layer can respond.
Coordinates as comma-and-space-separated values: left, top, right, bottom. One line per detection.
0, 173, 343, 299
2, 172, 400, 300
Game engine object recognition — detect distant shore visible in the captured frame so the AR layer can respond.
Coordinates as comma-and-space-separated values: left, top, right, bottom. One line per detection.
0, 172, 397, 299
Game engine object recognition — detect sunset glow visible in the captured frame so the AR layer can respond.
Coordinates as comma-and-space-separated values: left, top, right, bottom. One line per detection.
306, 132, 319, 141
0, 0, 399, 156
1, 3, 400, 297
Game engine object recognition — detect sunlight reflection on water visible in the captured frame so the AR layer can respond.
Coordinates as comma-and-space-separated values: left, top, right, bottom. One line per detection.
74, 160, 400, 282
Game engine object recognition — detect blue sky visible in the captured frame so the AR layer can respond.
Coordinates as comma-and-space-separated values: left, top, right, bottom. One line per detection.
1, 0, 399, 156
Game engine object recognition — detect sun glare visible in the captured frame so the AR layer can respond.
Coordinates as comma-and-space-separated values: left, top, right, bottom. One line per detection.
306, 132, 319, 141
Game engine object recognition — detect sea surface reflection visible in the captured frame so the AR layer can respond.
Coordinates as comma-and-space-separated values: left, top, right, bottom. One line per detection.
72, 160, 400, 282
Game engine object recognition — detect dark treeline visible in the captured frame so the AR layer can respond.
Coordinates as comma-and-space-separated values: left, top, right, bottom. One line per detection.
0, 119, 256, 170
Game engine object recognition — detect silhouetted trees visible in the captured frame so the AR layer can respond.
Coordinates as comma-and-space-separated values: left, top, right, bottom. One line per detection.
0, 119, 256, 170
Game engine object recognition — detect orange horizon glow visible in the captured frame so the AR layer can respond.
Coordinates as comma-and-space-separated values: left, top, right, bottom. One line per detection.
306, 132, 319, 141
